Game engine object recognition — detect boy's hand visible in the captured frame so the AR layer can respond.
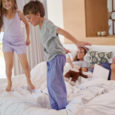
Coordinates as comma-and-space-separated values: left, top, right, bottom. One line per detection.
26, 38, 30, 45
77, 41, 91, 50
64, 48, 70, 54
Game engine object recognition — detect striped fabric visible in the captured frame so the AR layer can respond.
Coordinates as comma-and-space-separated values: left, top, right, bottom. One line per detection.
14, 0, 47, 75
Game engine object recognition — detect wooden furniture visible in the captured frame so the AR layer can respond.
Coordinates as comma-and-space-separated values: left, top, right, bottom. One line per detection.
63, 0, 115, 45
85, 0, 108, 37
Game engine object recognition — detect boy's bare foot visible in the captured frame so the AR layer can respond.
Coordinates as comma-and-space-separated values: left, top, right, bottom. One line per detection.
28, 82, 35, 90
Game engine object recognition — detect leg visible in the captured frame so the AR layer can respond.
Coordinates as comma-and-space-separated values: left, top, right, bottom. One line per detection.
110, 63, 115, 80
47, 55, 67, 110
4, 52, 14, 91
18, 53, 35, 89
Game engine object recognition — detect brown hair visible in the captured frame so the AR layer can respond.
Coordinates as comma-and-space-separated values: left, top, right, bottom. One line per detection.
23, 0, 45, 17
0, 0, 3, 31
0, 0, 17, 31
73, 47, 87, 61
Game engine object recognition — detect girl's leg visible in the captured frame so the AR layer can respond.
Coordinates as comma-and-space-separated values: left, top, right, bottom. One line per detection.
4, 52, 14, 91
110, 63, 115, 80
18, 53, 35, 89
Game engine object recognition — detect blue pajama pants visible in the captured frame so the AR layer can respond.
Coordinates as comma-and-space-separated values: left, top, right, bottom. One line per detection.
47, 54, 67, 110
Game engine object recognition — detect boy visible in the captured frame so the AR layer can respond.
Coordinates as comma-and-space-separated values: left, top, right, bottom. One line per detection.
23, 0, 91, 110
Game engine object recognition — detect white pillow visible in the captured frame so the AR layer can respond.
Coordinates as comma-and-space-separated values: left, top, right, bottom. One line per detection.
92, 64, 109, 80
66, 51, 77, 61
31, 61, 47, 88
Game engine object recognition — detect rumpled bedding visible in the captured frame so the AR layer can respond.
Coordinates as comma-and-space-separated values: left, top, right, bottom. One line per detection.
0, 62, 115, 115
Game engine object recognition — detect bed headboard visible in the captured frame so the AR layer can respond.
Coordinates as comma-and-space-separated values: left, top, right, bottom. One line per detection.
64, 44, 115, 59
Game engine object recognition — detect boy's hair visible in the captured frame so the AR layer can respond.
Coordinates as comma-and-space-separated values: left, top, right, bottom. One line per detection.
23, 0, 45, 17
0, 0, 17, 31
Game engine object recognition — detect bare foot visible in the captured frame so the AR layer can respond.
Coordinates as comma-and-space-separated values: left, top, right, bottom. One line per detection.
28, 82, 35, 90
6, 83, 12, 92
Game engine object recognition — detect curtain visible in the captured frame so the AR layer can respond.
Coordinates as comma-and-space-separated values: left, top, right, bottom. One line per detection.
14, 0, 47, 75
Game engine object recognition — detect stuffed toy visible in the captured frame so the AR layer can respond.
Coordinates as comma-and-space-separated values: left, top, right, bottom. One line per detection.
64, 68, 88, 82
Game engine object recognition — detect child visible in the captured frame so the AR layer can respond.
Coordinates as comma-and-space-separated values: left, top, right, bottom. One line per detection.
23, 0, 91, 110
65, 47, 90, 82
67, 47, 90, 72
0, 0, 35, 91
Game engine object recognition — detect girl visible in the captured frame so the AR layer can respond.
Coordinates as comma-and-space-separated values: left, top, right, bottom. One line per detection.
67, 47, 90, 72
0, 0, 35, 91
65, 47, 90, 82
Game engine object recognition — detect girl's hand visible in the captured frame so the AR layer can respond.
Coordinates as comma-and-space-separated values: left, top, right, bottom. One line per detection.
77, 41, 91, 50
66, 55, 74, 68
26, 38, 30, 45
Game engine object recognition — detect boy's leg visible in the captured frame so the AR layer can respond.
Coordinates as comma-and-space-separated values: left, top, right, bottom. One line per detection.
47, 55, 67, 110
4, 52, 14, 91
18, 53, 35, 89
110, 63, 115, 80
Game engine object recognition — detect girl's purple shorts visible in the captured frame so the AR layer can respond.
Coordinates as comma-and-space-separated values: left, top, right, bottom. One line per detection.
2, 40, 26, 54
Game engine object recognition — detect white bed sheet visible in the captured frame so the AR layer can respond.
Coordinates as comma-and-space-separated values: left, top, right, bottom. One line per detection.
0, 62, 115, 115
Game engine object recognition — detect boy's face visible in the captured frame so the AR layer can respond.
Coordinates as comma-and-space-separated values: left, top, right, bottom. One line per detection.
26, 13, 40, 26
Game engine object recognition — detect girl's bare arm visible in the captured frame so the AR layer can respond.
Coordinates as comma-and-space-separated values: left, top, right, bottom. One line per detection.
17, 10, 30, 45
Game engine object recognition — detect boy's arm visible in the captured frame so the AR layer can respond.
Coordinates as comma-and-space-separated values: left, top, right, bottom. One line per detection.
17, 10, 30, 45
57, 27, 91, 49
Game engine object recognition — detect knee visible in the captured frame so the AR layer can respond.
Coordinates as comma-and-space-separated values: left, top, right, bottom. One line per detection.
111, 63, 115, 71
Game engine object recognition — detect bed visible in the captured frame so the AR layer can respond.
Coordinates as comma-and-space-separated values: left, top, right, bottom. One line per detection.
0, 61, 115, 115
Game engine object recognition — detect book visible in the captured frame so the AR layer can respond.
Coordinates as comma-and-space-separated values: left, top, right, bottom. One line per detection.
93, 64, 109, 80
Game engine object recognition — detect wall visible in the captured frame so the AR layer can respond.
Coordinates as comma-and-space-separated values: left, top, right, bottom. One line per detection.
63, 0, 86, 43
47, 0, 64, 43
63, 0, 115, 45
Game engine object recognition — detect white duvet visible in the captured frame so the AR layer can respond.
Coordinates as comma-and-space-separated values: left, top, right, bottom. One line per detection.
0, 62, 115, 115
